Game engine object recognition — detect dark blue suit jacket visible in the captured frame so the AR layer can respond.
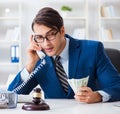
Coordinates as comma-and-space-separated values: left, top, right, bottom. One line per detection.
8, 34, 120, 101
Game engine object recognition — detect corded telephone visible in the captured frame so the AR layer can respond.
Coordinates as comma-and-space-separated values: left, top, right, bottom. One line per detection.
36, 51, 46, 60
13, 51, 46, 93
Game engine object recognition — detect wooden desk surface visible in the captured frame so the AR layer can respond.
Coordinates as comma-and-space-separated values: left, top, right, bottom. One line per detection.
0, 99, 120, 114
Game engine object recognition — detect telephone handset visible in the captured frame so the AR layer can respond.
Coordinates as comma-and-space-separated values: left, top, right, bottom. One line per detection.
36, 51, 45, 59
13, 51, 46, 93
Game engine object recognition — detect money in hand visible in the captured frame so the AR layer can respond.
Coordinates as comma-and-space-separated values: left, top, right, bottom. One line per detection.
68, 76, 89, 93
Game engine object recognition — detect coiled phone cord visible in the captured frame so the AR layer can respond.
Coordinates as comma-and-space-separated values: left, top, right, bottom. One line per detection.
13, 59, 46, 93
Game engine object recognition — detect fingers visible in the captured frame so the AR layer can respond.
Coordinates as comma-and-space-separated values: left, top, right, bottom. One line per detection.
74, 87, 102, 103
74, 87, 93, 103
74, 94, 90, 103
78, 86, 92, 93
28, 35, 42, 51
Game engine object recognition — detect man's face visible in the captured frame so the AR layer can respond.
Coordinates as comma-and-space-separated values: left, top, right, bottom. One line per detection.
33, 24, 66, 56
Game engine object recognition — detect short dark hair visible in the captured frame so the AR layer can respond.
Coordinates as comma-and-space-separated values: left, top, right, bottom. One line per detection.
32, 7, 63, 32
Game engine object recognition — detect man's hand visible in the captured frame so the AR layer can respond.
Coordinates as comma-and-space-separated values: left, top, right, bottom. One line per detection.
74, 87, 102, 103
26, 35, 42, 73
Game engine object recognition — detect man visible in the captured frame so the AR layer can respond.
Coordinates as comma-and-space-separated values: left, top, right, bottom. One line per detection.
8, 7, 120, 103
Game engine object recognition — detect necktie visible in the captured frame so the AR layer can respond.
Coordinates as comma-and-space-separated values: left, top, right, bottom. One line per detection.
55, 56, 68, 93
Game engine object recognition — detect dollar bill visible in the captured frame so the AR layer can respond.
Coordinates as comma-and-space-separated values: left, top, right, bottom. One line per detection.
68, 76, 89, 93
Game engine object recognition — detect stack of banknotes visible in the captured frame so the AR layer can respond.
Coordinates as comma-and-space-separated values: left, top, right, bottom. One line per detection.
68, 76, 89, 93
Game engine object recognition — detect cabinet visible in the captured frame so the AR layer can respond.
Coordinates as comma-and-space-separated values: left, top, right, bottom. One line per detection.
47, 0, 88, 39
98, 0, 120, 43
0, 1, 21, 87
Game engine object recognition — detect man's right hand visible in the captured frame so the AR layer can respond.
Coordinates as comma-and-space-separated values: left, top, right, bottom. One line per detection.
25, 35, 42, 73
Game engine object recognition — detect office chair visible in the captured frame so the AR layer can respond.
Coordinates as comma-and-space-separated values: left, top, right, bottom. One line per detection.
105, 48, 120, 73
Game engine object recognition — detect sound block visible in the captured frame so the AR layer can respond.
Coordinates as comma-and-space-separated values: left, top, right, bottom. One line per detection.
22, 102, 50, 111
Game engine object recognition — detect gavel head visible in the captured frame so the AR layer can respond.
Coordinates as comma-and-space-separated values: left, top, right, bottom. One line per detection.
32, 88, 42, 104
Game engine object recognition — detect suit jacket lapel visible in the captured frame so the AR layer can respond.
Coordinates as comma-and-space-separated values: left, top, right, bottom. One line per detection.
68, 36, 81, 79
43, 35, 82, 98
45, 57, 67, 98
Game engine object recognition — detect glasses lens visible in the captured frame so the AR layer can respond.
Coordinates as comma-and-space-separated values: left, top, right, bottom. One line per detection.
46, 30, 58, 41
34, 35, 44, 43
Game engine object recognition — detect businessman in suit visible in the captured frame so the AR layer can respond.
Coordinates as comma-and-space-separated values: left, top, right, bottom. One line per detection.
8, 7, 120, 103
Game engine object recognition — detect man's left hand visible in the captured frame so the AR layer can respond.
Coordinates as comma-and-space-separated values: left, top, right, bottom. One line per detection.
74, 87, 102, 103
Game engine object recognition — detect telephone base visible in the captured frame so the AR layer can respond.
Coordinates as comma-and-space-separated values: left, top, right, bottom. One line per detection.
22, 102, 50, 111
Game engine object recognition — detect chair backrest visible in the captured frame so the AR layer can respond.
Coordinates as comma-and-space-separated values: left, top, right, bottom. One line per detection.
105, 48, 120, 73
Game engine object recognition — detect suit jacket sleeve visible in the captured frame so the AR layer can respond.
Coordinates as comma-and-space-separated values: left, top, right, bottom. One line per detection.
96, 42, 120, 101
7, 59, 47, 94
7, 70, 38, 94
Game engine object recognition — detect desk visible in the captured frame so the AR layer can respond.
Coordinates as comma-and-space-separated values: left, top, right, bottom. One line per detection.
0, 99, 120, 114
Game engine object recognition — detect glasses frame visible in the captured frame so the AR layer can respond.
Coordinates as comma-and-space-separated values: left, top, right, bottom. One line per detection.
33, 29, 59, 43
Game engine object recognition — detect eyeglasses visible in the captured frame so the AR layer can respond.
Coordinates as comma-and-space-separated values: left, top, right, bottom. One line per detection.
33, 29, 59, 43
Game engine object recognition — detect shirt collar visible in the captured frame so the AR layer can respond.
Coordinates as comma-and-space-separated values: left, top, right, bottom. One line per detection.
59, 38, 69, 61
53, 37, 69, 60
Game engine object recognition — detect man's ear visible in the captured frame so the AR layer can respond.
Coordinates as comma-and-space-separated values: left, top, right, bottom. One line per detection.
60, 26, 65, 35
